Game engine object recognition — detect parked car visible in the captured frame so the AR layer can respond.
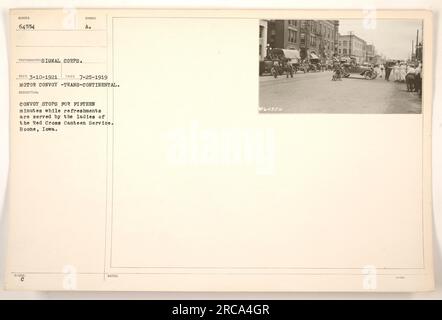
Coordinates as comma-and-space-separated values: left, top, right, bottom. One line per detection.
260, 59, 283, 76
259, 48, 301, 76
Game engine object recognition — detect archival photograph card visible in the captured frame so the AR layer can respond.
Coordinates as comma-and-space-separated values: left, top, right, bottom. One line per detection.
5, 9, 434, 291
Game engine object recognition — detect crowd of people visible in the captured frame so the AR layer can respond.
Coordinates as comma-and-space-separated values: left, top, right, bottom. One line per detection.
330, 57, 423, 97
263, 52, 423, 97
381, 60, 423, 96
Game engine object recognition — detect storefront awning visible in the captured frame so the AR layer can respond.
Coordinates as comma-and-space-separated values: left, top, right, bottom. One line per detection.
281, 49, 301, 61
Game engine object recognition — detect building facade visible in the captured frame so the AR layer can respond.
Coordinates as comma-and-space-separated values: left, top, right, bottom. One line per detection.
266, 20, 339, 62
338, 33, 367, 64
298, 20, 339, 62
259, 20, 268, 61
267, 20, 301, 51
365, 44, 376, 64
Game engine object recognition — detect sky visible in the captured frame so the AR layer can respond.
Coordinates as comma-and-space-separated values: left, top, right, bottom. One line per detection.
338, 19, 423, 60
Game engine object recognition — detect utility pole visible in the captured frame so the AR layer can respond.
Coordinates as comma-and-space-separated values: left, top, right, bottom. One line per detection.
412, 40, 414, 61
416, 29, 419, 60
349, 31, 353, 58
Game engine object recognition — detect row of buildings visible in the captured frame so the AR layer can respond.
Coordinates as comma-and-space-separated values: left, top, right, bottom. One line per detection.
337, 33, 381, 64
259, 20, 384, 65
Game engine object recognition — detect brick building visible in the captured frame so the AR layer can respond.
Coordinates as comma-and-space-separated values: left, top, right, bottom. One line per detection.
365, 44, 376, 64
298, 20, 339, 62
267, 20, 301, 51
266, 20, 339, 62
259, 20, 268, 60
338, 33, 367, 64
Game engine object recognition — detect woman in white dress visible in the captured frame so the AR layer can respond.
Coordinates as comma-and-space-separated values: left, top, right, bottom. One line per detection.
399, 63, 407, 82
392, 63, 400, 81
379, 64, 385, 78
373, 64, 381, 78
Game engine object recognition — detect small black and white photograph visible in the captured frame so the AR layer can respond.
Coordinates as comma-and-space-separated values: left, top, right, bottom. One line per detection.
259, 19, 423, 113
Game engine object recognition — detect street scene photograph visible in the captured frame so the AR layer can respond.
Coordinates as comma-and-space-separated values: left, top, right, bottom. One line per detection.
259, 19, 423, 113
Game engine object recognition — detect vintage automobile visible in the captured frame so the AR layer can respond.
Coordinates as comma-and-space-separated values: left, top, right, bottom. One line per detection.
259, 58, 273, 76
339, 56, 355, 71
339, 56, 374, 74
360, 66, 378, 80
259, 59, 284, 76
274, 48, 301, 69
307, 52, 321, 72
357, 62, 372, 74
259, 48, 301, 76
297, 61, 308, 73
